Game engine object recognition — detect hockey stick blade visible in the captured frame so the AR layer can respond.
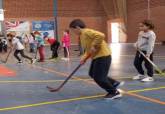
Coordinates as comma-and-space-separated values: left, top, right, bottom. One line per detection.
138, 49, 165, 76
46, 54, 91, 92
47, 64, 82, 92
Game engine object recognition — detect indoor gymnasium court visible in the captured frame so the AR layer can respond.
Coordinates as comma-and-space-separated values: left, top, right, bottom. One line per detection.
0, 0, 164, 114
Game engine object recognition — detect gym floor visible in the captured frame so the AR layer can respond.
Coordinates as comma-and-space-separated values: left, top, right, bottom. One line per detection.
0, 44, 164, 114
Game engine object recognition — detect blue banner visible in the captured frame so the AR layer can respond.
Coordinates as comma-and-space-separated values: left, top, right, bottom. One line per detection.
32, 21, 54, 31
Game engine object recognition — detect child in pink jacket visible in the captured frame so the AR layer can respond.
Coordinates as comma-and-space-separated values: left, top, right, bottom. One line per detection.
61, 29, 70, 61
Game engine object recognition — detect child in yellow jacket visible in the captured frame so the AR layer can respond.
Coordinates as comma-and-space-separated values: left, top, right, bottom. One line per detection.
69, 19, 124, 100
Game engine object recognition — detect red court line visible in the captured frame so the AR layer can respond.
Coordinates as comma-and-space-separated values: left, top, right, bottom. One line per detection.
125, 92, 165, 105
0, 65, 16, 77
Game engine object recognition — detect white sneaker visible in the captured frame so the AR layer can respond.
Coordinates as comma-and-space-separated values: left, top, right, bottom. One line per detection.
31, 59, 36, 64
65, 58, 70, 61
61, 58, 69, 61
141, 76, 154, 82
61, 57, 67, 60
133, 74, 144, 80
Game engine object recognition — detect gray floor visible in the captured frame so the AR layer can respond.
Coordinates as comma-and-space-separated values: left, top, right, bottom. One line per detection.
0, 44, 164, 114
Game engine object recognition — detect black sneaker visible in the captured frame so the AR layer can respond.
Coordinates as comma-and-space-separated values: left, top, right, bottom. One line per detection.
113, 81, 125, 88
18, 61, 23, 64
104, 91, 122, 100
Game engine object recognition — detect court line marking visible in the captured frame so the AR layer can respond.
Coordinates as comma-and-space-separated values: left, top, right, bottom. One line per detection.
0, 79, 92, 83
0, 57, 165, 111
26, 64, 165, 105
0, 86, 164, 111
0, 65, 16, 76
119, 55, 165, 58
0, 76, 133, 83
26, 64, 132, 85
124, 86, 165, 105
25, 63, 165, 106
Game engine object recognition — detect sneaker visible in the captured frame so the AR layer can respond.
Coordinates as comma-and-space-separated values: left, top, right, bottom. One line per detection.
132, 74, 144, 80
31, 59, 36, 64
18, 61, 23, 63
61, 57, 67, 60
141, 76, 154, 82
65, 58, 70, 61
113, 81, 125, 88
37, 59, 44, 62
49, 57, 55, 60
61, 58, 69, 61
104, 91, 122, 100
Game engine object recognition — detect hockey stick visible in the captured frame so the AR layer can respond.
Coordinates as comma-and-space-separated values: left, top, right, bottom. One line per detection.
47, 54, 91, 92
2, 47, 12, 63
138, 49, 165, 76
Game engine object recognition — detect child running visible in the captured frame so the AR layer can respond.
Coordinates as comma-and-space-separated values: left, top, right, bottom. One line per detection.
8, 32, 35, 64
133, 19, 156, 82
69, 19, 124, 100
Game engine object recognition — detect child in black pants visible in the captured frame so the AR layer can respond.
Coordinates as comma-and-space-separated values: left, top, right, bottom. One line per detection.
0, 38, 7, 53
69, 19, 124, 100
43, 32, 60, 59
8, 32, 35, 64
0, 39, 3, 52
133, 19, 156, 82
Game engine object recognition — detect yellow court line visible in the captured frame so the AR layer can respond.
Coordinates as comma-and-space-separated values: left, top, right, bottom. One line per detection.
29, 64, 85, 81
0, 86, 164, 111
0, 76, 132, 83
119, 54, 165, 58
0, 79, 93, 83
0, 95, 104, 111
125, 92, 165, 105
27, 64, 95, 85
28, 64, 132, 83
26, 64, 165, 107
123, 86, 165, 105
128, 86, 165, 93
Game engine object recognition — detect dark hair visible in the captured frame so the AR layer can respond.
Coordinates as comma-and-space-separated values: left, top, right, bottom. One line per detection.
33, 31, 41, 35
31, 33, 35, 39
69, 19, 86, 29
7, 33, 14, 37
142, 19, 155, 30
64, 29, 70, 34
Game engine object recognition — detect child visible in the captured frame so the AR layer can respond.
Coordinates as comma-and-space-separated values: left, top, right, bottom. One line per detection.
2, 38, 8, 53
43, 32, 60, 59
0, 39, 3, 52
61, 29, 70, 61
133, 19, 156, 82
69, 19, 124, 100
7, 32, 35, 64
29, 33, 36, 53
0, 37, 7, 53
33, 31, 45, 62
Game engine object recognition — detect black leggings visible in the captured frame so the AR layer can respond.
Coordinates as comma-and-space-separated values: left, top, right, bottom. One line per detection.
14, 49, 32, 61
89, 55, 118, 94
134, 51, 153, 77
51, 41, 60, 58
63, 47, 69, 58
